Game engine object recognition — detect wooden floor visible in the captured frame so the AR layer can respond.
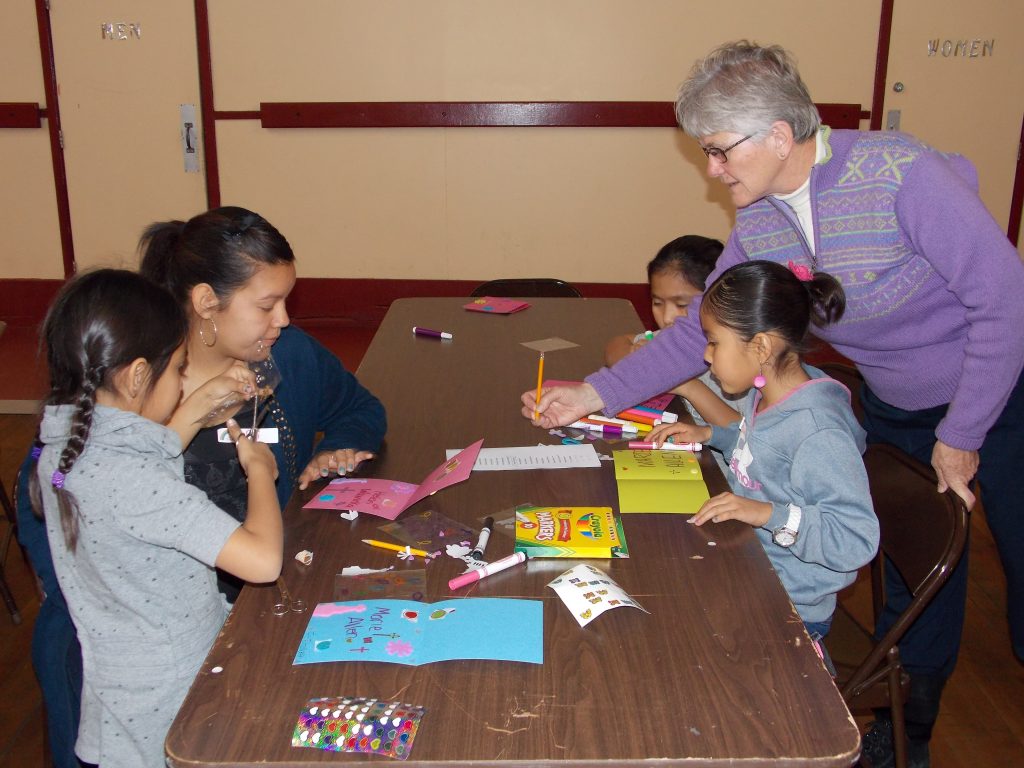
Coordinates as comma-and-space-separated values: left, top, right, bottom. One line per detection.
0, 322, 1021, 767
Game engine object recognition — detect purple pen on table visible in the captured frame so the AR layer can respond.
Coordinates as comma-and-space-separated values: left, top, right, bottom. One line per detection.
412, 326, 453, 340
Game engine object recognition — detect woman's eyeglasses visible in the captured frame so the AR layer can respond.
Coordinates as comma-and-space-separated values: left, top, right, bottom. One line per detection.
700, 135, 752, 163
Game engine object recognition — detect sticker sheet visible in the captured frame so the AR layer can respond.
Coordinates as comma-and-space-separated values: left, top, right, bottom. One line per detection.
334, 569, 427, 601
292, 696, 425, 760
294, 598, 543, 666
547, 564, 649, 627
378, 509, 475, 554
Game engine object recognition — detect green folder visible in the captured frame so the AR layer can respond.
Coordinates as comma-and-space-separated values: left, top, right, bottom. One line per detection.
613, 449, 711, 514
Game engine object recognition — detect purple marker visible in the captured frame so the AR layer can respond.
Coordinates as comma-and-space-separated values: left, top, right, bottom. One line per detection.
412, 326, 453, 340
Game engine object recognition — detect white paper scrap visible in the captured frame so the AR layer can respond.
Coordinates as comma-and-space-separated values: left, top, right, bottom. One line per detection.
445, 444, 601, 470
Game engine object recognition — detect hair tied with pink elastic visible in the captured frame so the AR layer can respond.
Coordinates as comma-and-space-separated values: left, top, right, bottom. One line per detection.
787, 260, 814, 282
51, 470, 67, 490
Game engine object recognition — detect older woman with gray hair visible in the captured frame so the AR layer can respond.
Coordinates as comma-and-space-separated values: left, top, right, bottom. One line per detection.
522, 41, 1024, 768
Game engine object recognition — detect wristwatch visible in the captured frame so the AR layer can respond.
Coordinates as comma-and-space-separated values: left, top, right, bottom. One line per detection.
772, 504, 802, 547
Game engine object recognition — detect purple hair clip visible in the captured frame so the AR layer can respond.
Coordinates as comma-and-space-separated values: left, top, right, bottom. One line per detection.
51, 470, 67, 490
30, 445, 42, 459
787, 260, 814, 282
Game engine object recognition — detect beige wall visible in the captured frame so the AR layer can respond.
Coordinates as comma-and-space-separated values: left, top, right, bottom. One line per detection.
4, 1, 1021, 283
211, 0, 879, 282
0, 4, 63, 279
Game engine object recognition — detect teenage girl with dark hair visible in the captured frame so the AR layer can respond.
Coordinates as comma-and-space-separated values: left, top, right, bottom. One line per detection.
139, 205, 387, 600
31, 269, 283, 768
647, 260, 878, 650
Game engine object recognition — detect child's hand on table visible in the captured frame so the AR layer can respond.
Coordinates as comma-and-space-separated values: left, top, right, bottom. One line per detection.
690, 492, 772, 528
298, 449, 376, 490
646, 421, 711, 447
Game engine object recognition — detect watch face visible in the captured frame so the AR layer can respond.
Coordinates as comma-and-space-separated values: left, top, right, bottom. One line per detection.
773, 527, 797, 547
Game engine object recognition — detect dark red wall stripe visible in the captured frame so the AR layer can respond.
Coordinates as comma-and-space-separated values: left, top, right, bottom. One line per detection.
193, 0, 220, 210
34, 0, 75, 278
257, 101, 865, 130
1008, 113, 1024, 246
870, 0, 895, 131
0, 103, 42, 128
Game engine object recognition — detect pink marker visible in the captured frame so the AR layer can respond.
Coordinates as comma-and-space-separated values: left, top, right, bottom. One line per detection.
628, 441, 702, 452
448, 552, 528, 590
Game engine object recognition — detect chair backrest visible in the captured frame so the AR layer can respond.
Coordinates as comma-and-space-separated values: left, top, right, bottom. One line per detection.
816, 361, 865, 424
864, 443, 969, 599
842, 443, 969, 699
469, 278, 582, 298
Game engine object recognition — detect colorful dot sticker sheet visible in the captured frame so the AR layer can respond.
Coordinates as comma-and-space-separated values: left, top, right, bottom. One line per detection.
292, 696, 425, 760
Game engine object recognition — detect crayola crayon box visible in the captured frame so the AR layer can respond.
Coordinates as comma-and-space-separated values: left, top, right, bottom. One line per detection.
514, 505, 629, 558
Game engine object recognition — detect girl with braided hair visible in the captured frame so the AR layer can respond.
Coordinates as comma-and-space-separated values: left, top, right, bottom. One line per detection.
31, 269, 284, 768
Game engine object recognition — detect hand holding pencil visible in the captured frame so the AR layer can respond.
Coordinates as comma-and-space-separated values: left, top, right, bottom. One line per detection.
522, 381, 604, 429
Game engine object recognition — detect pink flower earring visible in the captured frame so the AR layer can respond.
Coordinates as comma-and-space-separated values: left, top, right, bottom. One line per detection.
754, 364, 766, 389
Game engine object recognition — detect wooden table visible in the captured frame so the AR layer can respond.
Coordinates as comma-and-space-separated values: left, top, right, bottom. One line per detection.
167, 297, 860, 767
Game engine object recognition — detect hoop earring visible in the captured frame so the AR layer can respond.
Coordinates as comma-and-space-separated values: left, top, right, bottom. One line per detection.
753, 363, 766, 390
198, 317, 218, 348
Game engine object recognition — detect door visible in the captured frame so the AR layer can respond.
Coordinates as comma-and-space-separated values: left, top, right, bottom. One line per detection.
49, 0, 206, 269
884, 0, 1024, 256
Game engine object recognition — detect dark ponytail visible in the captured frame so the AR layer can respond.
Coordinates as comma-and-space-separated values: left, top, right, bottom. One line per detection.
139, 206, 294, 308
701, 260, 846, 356
32, 269, 188, 551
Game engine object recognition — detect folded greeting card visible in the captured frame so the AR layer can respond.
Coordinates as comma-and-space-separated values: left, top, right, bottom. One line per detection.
514, 505, 629, 558
303, 440, 484, 520
293, 598, 543, 666
464, 296, 530, 314
613, 448, 710, 514
292, 696, 425, 760
547, 564, 648, 627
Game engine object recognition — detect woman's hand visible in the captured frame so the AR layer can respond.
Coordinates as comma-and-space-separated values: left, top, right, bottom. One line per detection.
645, 421, 712, 447
931, 440, 978, 508
690, 492, 772, 528
225, 419, 278, 481
521, 383, 604, 429
298, 448, 376, 490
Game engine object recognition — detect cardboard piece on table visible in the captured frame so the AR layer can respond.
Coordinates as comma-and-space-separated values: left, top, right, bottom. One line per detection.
520, 337, 579, 353
613, 448, 710, 514
303, 440, 484, 520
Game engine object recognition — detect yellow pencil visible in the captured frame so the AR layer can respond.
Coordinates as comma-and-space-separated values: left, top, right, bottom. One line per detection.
361, 539, 429, 558
533, 352, 545, 419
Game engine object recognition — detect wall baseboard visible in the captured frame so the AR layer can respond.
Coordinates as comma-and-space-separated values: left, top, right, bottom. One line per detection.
0, 277, 654, 330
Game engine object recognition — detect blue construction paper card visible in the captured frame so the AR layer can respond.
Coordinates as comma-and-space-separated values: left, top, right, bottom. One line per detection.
293, 598, 543, 666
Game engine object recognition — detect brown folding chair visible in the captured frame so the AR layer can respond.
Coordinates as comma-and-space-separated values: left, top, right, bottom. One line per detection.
817, 361, 866, 424
469, 278, 582, 298
819, 362, 970, 768
0, 469, 22, 625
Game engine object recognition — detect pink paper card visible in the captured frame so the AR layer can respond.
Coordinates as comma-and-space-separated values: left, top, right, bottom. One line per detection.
464, 296, 531, 314
640, 392, 675, 411
303, 440, 484, 520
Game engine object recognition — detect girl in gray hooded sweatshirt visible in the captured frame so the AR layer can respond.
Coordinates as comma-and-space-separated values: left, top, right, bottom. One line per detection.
647, 260, 879, 654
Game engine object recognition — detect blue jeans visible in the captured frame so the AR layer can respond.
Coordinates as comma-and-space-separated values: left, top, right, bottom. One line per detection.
804, 618, 836, 677
16, 452, 84, 768
860, 368, 1024, 677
